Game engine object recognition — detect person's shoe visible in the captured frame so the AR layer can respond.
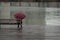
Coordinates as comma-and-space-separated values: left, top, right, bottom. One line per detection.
18, 28, 22, 30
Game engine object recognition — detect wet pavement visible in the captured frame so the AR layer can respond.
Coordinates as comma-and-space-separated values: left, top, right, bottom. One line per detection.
0, 25, 45, 40
0, 25, 60, 40
45, 25, 60, 40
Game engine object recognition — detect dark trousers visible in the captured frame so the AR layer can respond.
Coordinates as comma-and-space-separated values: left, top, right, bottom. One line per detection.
17, 19, 22, 29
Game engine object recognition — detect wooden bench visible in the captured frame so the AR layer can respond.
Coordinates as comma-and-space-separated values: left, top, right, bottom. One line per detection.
0, 19, 22, 28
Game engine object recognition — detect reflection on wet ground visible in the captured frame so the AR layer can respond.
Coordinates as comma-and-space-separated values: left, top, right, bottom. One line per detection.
45, 25, 60, 40
0, 25, 60, 40
0, 25, 45, 40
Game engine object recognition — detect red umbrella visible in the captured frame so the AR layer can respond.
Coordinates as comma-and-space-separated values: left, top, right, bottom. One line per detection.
14, 12, 26, 19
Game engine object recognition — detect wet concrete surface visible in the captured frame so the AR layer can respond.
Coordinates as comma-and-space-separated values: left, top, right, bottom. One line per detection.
45, 25, 60, 40
0, 25, 60, 40
0, 25, 45, 40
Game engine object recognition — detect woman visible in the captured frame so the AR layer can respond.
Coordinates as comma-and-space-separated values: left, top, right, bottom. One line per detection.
14, 12, 26, 29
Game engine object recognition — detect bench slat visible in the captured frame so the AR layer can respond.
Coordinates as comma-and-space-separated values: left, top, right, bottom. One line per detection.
0, 23, 21, 25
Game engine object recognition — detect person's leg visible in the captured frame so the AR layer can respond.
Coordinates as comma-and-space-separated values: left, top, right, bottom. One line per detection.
17, 20, 19, 28
20, 19, 22, 29
17, 23, 19, 28
17, 19, 22, 29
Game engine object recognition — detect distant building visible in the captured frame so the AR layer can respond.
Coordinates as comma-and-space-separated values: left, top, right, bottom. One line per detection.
0, 0, 59, 2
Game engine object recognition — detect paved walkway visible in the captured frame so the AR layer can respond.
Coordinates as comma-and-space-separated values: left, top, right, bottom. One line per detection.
0, 25, 60, 40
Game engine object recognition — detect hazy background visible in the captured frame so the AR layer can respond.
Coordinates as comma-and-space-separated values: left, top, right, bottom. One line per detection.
0, 2, 60, 25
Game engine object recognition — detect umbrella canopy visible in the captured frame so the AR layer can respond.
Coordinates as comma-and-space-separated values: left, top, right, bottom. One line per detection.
14, 12, 26, 19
